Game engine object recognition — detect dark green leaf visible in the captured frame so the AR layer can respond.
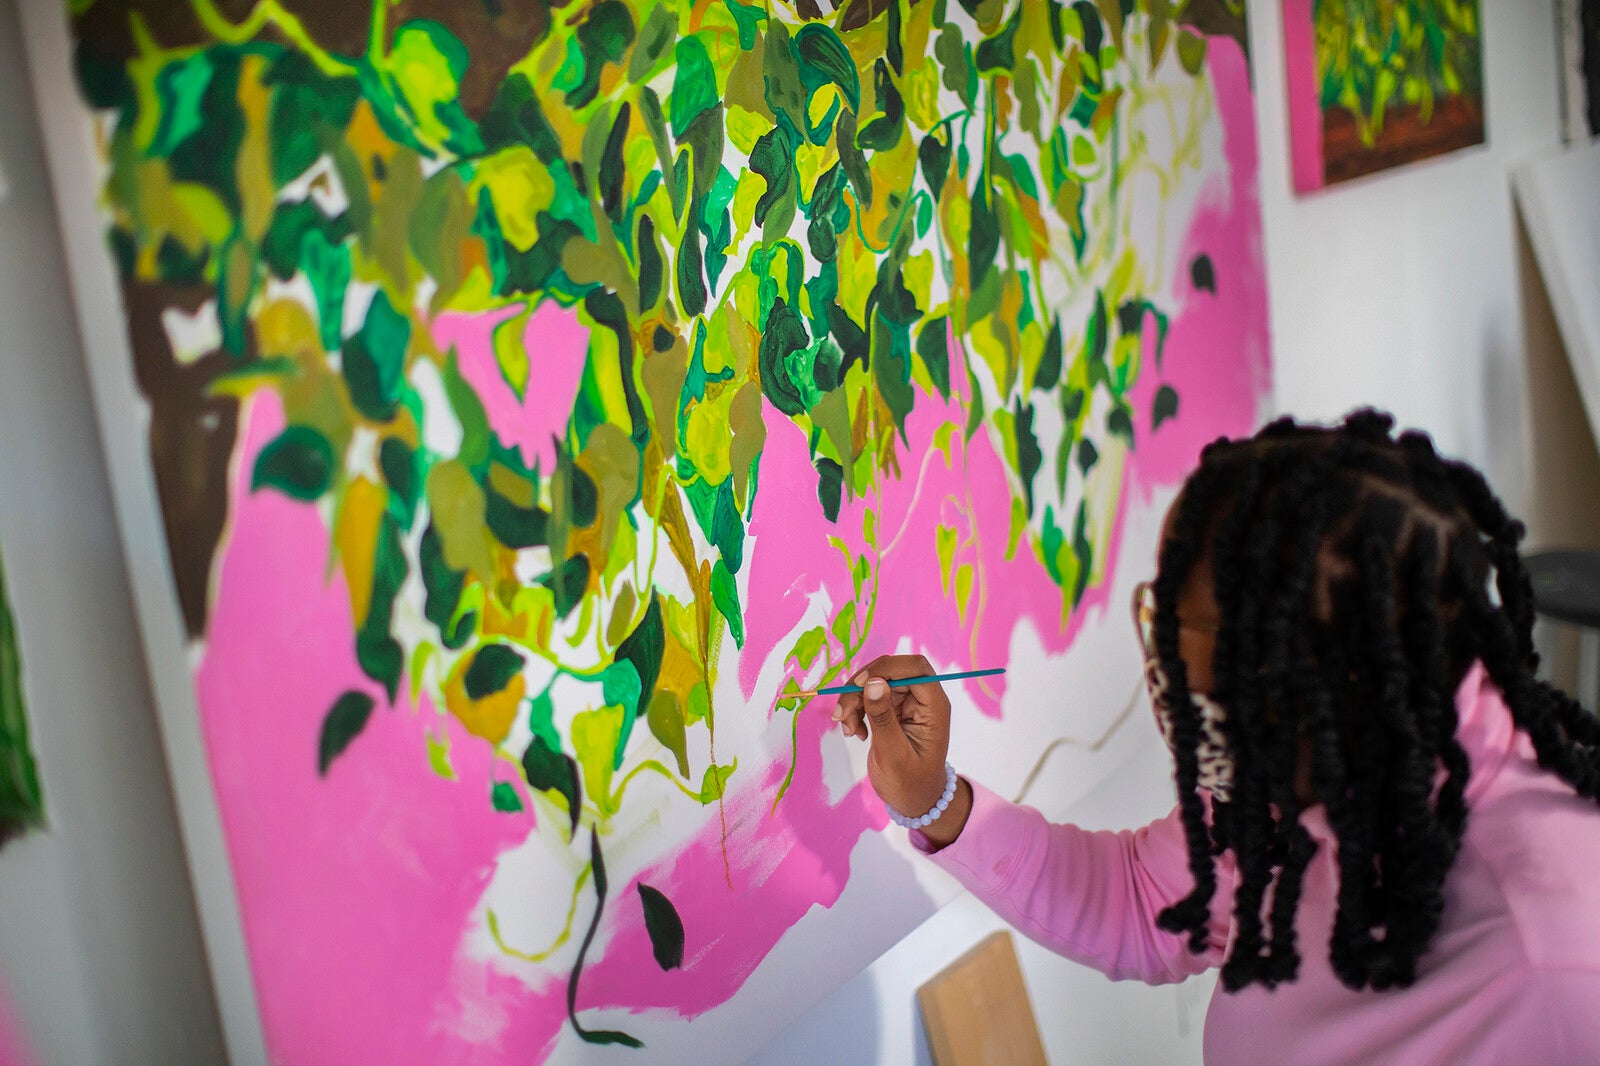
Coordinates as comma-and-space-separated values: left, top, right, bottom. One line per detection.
1035, 318, 1063, 390
420, 523, 472, 649
379, 437, 418, 521
1014, 399, 1042, 515
491, 781, 524, 812
815, 457, 844, 522
637, 214, 663, 310
637, 883, 686, 970
968, 189, 999, 288
522, 734, 582, 836
318, 690, 375, 776
356, 513, 407, 699
759, 299, 810, 416
836, 111, 873, 208
1077, 437, 1099, 474
614, 595, 664, 765
598, 102, 631, 220
795, 25, 862, 112
570, 1, 636, 109
1085, 293, 1108, 363
917, 316, 951, 399
1074, 1, 1105, 55
252, 425, 334, 500
856, 59, 904, 151
1153, 385, 1180, 429
749, 128, 795, 228
676, 194, 707, 315
975, 4, 1023, 71
918, 133, 952, 198
465, 644, 525, 699
542, 555, 591, 619
344, 291, 410, 421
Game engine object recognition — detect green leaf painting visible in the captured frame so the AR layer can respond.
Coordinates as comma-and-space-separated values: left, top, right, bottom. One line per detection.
63, 0, 1269, 1058
1287, 0, 1485, 190
0, 541, 43, 845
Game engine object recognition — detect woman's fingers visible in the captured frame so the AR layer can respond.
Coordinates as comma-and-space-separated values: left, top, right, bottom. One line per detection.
832, 667, 868, 739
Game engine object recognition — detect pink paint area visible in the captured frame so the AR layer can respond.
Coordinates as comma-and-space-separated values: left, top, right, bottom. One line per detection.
740, 386, 1074, 719
431, 300, 589, 471
1282, 0, 1326, 193
1127, 33, 1274, 494
198, 393, 565, 1063
580, 694, 888, 1016
0, 972, 37, 1066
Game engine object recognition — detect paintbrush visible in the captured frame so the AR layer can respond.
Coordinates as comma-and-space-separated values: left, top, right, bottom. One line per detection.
794, 667, 1006, 700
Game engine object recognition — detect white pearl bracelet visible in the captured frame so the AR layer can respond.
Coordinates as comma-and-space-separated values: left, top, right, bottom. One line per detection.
888, 762, 958, 830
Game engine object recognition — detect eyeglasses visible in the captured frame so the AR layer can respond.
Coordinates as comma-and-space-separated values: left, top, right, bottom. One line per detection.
1130, 580, 1218, 662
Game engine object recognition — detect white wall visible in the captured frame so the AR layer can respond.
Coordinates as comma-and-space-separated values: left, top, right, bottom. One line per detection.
0, 0, 226, 1061
1255, 0, 1563, 516
754, 1, 1567, 1062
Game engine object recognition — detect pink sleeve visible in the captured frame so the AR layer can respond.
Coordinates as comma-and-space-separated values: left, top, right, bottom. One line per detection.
914, 779, 1232, 984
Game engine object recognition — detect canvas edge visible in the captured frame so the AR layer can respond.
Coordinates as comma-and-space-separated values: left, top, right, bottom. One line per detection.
1513, 142, 1600, 454
1281, 0, 1326, 194
12, 3, 269, 1063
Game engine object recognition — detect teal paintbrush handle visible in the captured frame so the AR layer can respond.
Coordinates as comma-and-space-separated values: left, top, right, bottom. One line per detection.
815, 667, 1006, 697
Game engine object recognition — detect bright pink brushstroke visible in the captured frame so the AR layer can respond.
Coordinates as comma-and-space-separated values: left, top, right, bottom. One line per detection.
739, 388, 1068, 718
199, 394, 565, 1063
431, 301, 589, 471
1283, 0, 1326, 193
580, 696, 888, 1015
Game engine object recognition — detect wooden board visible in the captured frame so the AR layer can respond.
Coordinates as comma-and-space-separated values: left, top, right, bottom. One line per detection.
918, 932, 1048, 1066
1514, 140, 1600, 451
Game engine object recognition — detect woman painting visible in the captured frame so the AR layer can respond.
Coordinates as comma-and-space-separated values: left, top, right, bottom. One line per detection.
834, 411, 1600, 1063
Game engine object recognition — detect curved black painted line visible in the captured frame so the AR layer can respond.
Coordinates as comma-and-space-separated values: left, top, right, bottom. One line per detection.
566, 827, 644, 1049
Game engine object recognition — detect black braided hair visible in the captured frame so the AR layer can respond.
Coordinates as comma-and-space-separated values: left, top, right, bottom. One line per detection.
1154, 409, 1600, 993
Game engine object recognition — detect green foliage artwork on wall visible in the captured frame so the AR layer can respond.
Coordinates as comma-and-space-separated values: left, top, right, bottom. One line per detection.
66, 0, 1268, 1057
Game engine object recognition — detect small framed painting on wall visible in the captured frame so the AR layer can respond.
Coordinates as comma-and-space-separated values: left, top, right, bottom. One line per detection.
1284, 0, 1486, 192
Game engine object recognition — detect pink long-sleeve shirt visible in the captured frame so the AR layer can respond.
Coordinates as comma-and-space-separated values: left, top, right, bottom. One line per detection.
918, 663, 1600, 1064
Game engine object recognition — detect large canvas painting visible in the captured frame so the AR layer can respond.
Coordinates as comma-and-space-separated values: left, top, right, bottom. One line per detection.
42, 0, 1269, 1061
1285, 0, 1486, 192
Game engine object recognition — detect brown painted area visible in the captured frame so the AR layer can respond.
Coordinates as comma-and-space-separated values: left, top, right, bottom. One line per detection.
1322, 92, 1485, 186
1178, 0, 1251, 61
72, 0, 546, 109
389, 0, 551, 119
123, 280, 242, 640
74, 0, 368, 63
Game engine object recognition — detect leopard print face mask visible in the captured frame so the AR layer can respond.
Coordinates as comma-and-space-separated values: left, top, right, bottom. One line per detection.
1133, 581, 1235, 802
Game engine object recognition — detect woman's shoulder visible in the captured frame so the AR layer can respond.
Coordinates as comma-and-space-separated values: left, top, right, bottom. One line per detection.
1452, 756, 1600, 974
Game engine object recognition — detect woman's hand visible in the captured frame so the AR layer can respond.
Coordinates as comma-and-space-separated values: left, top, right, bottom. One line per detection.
831, 654, 973, 847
